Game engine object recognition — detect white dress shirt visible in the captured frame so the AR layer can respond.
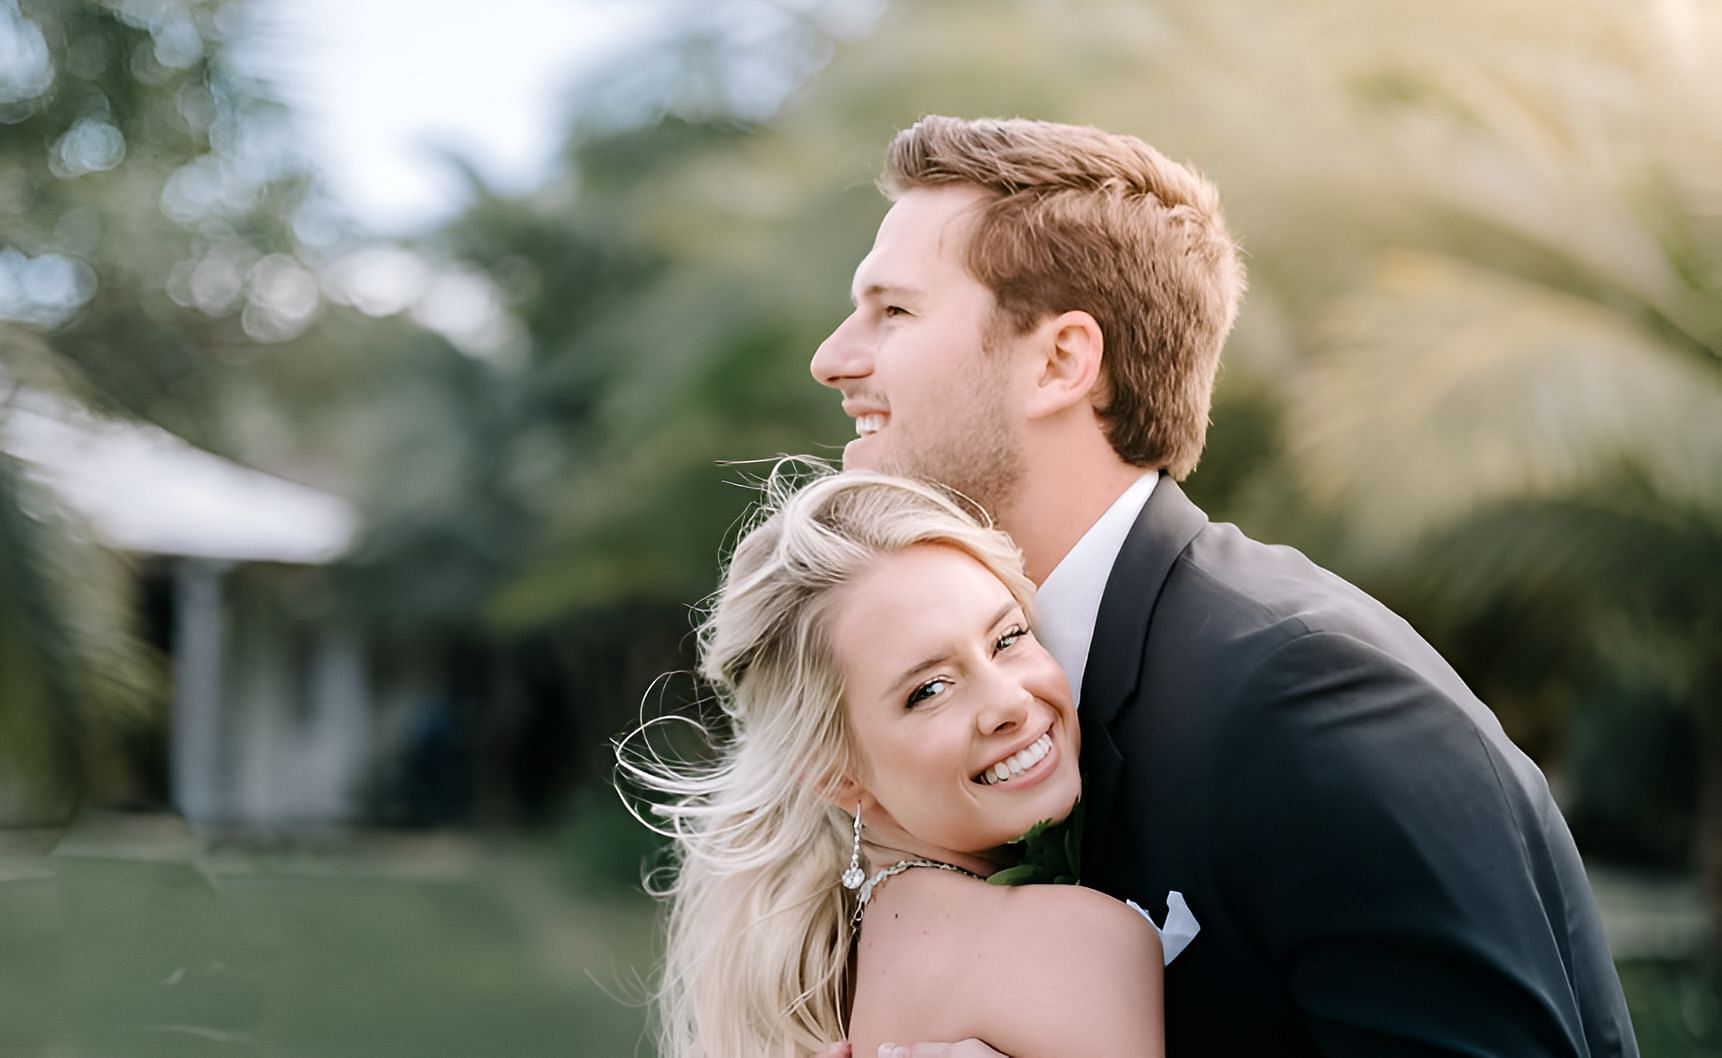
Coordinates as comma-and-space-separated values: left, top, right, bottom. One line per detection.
1030, 472, 1199, 965
1033, 471, 1158, 709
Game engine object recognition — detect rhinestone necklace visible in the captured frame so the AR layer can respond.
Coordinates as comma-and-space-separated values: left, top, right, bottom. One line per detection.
851, 858, 987, 928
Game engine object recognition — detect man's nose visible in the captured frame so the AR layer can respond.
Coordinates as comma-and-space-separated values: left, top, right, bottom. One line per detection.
810, 312, 870, 389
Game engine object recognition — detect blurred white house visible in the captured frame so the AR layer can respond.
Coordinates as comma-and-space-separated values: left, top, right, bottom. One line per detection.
0, 390, 398, 827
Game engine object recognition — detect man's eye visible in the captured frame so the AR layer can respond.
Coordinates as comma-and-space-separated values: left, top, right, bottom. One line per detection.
883, 305, 909, 318
907, 678, 951, 706
996, 625, 1030, 652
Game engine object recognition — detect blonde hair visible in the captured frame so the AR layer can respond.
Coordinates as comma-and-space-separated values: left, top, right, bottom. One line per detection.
617, 465, 1033, 1057
882, 115, 1246, 479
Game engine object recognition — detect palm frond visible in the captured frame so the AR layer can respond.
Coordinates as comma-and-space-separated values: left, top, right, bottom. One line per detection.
1291, 251, 1722, 563
0, 401, 163, 821
1404, 487, 1722, 701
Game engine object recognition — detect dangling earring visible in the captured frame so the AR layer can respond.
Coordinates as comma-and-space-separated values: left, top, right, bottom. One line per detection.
841, 801, 866, 890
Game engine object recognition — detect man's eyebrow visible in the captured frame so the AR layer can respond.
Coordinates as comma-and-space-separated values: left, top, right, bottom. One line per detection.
851, 282, 920, 307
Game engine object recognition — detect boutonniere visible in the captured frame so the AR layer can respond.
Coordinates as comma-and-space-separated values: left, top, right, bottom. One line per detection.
986, 799, 1083, 887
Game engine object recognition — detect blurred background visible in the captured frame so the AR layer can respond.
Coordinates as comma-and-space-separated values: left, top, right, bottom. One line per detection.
0, 0, 1717, 1054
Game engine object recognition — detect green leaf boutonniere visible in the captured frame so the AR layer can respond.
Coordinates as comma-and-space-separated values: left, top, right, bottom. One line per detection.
986, 799, 1083, 887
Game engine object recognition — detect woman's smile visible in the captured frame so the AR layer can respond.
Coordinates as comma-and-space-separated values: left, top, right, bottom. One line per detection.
828, 542, 1081, 860
973, 731, 1056, 787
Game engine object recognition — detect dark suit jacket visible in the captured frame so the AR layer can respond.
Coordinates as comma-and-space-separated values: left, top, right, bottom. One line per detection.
1078, 476, 1637, 1056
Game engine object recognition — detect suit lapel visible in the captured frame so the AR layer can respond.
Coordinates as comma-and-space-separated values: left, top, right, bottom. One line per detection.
1077, 475, 1209, 834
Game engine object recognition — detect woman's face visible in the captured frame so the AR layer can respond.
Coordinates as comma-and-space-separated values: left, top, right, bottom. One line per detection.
828, 543, 1080, 861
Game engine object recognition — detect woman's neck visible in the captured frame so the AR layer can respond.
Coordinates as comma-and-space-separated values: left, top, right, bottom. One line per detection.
861, 839, 1010, 880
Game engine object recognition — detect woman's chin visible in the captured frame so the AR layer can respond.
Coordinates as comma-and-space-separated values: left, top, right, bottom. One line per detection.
1007, 795, 1080, 843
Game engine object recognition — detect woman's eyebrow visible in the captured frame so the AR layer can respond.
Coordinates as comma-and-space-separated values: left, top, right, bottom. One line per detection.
886, 651, 949, 693
883, 601, 1019, 691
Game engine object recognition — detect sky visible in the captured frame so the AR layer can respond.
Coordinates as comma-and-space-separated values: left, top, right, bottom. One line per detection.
251, 0, 654, 233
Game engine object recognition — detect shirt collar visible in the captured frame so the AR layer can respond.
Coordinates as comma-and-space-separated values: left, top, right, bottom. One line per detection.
1033, 471, 1159, 709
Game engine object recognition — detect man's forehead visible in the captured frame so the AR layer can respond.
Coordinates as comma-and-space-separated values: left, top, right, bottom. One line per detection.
879, 187, 983, 252
849, 252, 922, 304
850, 188, 985, 298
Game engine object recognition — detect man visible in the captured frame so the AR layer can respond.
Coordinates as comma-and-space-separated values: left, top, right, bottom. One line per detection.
810, 116, 1636, 1056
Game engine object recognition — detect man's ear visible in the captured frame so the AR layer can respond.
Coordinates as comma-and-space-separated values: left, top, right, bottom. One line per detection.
1023, 310, 1104, 420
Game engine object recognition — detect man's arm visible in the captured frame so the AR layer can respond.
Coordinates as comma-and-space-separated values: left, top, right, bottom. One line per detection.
1216, 630, 1632, 1056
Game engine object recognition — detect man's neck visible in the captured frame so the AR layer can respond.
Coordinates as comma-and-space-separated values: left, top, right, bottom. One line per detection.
997, 446, 1153, 585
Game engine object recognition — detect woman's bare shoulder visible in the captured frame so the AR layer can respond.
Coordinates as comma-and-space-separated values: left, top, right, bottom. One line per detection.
861, 871, 1159, 964
988, 883, 1165, 979
851, 874, 1164, 1057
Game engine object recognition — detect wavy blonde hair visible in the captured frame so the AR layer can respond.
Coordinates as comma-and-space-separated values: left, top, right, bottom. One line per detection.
616, 465, 1034, 1057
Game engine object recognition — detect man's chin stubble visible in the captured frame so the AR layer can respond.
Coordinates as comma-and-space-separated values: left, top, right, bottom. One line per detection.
880, 444, 1022, 525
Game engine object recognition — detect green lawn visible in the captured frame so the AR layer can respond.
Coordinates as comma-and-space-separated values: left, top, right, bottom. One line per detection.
0, 821, 659, 1058
1, 814, 1713, 1057
1619, 957, 1722, 1057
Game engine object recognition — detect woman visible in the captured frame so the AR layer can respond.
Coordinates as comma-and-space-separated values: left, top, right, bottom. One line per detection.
617, 469, 1164, 1057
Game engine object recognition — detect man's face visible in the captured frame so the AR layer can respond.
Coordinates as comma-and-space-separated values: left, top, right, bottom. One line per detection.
810, 186, 1026, 513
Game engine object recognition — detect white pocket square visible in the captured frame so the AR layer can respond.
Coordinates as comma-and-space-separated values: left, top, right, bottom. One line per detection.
1125, 890, 1200, 966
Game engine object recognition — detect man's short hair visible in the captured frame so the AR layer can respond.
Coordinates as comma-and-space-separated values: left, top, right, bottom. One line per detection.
881, 115, 1245, 479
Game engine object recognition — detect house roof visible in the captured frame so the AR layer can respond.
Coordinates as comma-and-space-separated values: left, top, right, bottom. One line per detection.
1, 391, 356, 564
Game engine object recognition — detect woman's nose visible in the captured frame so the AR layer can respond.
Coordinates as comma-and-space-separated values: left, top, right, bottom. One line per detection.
974, 669, 1033, 734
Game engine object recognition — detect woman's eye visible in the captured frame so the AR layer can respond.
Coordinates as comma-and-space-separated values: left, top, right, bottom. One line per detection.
907, 678, 952, 707
996, 625, 1029, 651
883, 305, 909, 318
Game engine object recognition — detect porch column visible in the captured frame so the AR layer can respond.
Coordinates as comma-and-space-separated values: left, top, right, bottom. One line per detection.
170, 558, 229, 824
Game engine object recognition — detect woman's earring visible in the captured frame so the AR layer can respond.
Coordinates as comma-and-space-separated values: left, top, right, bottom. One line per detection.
841, 801, 865, 890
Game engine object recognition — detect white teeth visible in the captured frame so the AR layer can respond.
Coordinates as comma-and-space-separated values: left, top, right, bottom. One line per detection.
855, 414, 887, 437
978, 734, 1053, 785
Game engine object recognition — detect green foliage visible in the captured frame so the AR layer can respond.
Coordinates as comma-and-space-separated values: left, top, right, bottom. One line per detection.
1566, 680, 1701, 868
2, 0, 315, 438
987, 801, 1084, 888
1619, 957, 1722, 1057
557, 784, 673, 894
0, 445, 161, 822
0, 453, 81, 815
